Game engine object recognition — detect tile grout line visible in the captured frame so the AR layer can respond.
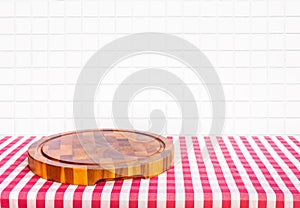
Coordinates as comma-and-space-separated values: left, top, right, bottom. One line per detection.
13, 0, 16, 135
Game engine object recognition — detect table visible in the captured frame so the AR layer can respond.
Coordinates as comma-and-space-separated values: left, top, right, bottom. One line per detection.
0, 135, 299, 208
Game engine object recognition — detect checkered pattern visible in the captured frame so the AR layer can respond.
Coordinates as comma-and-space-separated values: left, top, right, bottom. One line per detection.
0, 135, 300, 208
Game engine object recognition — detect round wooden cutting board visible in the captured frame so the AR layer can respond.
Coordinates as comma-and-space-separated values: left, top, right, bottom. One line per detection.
28, 129, 174, 185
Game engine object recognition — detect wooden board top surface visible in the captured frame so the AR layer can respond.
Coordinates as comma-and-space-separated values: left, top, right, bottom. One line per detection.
28, 129, 174, 185
41, 130, 165, 165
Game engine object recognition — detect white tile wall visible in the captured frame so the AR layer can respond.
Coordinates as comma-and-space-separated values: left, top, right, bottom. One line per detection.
0, 0, 299, 136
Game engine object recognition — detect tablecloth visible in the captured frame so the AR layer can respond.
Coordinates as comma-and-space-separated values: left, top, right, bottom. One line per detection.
0, 135, 299, 208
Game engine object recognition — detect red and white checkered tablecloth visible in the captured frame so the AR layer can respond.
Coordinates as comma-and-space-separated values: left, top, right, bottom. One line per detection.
0, 135, 300, 208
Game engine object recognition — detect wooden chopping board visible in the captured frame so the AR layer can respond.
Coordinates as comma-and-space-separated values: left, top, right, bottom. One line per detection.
27, 129, 174, 185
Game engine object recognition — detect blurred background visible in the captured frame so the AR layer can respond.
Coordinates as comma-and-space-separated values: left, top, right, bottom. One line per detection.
0, 0, 299, 136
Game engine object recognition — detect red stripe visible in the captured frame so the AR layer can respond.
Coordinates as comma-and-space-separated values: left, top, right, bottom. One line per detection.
73, 185, 86, 208
0, 137, 34, 202
218, 136, 249, 207
166, 167, 175, 208
192, 137, 213, 208
277, 136, 300, 162
1, 167, 30, 207
36, 181, 53, 208
54, 184, 69, 208
240, 136, 284, 208
179, 137, 194, 207
0, 136, 23, 162
0, 137, 34, 176
264, 136, 300, 180
205, 136, 231, 208
129, 178, 141, 208
0, 136, 11, 145
148, 176, 158, 208
0, 137, 34, 206
2, 135, 300, 206
288, 136, 300, 149
166, 136, 176, 208
252, 136, 300, 207
110, 180, 123, 208
18, 175, 41, 208
23, 136, 52, 208
227, 136, 267, 208
91, 181, 106, 207
0, 137, 35, 207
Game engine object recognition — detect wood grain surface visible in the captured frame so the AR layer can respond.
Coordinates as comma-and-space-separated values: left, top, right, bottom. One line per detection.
27, 129, 174, 185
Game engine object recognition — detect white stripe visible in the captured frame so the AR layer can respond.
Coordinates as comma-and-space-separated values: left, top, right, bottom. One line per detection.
0, 136, 17, 151
268, 136, 300, 182
174, 137, 185, 207
2, 135, 300, 207
0, 161, 27, 192
287, 136, 300, 152
82, 185, 95, 208
157, 171, 167, 208
279, 136, 300, 162
100, 181, 114, 208
0, 136, 32, 162
9, 171, 35, 207
203, 137, 222, 208
233, 136, 276, 208
63, 185, 78, 208
137, 179, 149, 208
278, 136, 300, 164
248, 136, 293, 208
188, 137, 203, 208
222, 137, 258, 208
212, 137, 240, 208
27, 178, 48, 208
258, 136, 299, 207
119, 179, 132, 208
0, 137, 37, 199
45, 182, 61, 208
